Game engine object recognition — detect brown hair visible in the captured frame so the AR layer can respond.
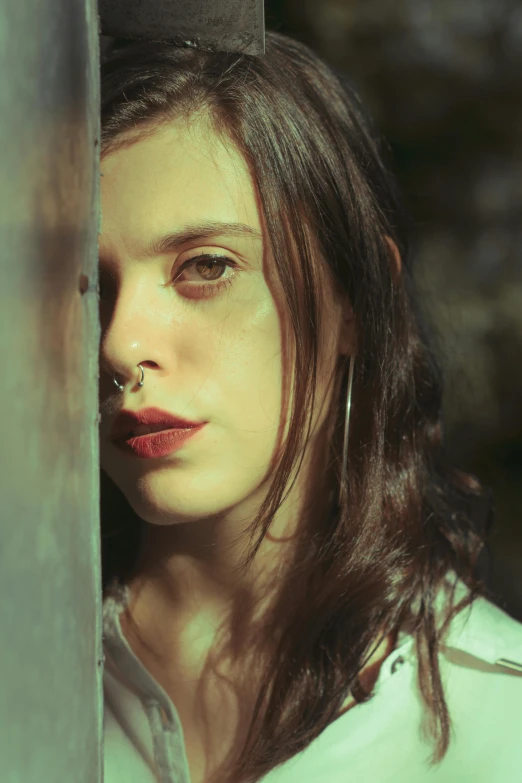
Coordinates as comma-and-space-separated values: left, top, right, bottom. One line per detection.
100, 31, 494, 780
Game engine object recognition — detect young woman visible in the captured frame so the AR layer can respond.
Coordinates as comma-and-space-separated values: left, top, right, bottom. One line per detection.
99, 32, 522, 783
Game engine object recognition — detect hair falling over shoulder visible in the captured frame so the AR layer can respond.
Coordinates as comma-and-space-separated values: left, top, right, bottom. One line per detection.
99, 32, 495, 782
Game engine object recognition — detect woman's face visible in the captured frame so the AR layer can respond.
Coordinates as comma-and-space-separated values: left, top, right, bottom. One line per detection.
98, 116, 344, 527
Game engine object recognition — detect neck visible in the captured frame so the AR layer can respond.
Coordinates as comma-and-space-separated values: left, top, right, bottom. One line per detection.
128, 483, 301, 617
122, 428, 334, 660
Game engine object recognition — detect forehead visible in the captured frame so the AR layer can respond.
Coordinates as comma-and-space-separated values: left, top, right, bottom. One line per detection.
99, 116, 262, 259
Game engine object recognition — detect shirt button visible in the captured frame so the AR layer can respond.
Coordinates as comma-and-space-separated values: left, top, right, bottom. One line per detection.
390, 655, 405, 674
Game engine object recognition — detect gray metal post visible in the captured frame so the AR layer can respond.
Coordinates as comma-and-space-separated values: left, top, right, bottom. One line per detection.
0, 0, 102, 781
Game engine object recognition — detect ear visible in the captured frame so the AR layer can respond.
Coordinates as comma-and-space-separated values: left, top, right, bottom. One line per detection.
385, 235, 402, 278
337, 296, 356, 357
337, 237, 402, 359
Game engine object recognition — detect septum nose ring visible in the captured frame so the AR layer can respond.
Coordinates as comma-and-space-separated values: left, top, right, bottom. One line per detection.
113, 364, 145, 392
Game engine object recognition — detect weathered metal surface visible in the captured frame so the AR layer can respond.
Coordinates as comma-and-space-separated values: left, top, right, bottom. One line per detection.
98, 0, 265, 55
0, 0, 103, 780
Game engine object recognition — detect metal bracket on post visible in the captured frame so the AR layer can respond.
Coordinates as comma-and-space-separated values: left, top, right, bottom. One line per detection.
98, 0, 265, 56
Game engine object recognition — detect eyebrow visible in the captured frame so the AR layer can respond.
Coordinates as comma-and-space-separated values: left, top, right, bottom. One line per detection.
142, 221, 263, 258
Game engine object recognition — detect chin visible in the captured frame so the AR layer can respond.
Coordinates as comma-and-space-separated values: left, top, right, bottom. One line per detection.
127, 483, 237, 526
106, 463, 260, 526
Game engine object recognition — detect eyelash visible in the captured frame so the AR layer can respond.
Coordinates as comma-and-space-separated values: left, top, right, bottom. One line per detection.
173, 253, 238, 299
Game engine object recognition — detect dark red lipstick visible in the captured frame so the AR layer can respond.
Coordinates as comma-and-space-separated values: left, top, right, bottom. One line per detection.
110, 407, 207, 459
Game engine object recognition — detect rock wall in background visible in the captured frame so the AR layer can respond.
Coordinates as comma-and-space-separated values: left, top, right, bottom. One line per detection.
267, 0, 522, 617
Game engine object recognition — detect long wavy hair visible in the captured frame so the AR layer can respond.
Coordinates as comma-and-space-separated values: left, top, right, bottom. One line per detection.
99, 31, 494, 781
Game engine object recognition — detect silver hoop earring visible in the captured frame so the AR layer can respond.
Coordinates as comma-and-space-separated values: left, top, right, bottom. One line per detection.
113, 364, 145, 392
338, 354, 355, 508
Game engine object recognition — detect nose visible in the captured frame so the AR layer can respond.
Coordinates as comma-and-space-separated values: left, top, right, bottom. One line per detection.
98, 272, 178, 397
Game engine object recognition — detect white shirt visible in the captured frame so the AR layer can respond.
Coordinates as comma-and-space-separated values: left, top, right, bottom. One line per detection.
102, 575, 522, 782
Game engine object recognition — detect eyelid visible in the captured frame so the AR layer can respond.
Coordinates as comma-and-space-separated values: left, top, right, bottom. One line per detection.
173, 249, 239, 279
178, 245, 240, 264
171, 251, 239, 300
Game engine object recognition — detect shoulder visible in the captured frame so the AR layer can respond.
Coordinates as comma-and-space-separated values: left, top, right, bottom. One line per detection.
373, 583, 522, 781
392, 573, 522, 676
427, 579, 522, 780
377, 576, 522, 780
438, 577, 522, 673
262, 587, 522, 782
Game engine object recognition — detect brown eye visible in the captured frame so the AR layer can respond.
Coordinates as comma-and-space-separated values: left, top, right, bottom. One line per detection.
191, 255, 228, 281
172, 253, 239, 299
174, 254, 231, 283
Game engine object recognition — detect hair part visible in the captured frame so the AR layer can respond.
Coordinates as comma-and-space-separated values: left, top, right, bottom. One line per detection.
100, 32, 494, 781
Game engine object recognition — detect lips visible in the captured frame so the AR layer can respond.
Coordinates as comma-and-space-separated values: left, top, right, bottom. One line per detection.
114, 424, 206, 459
130, 422, 177, 437
110, 406, 205, 441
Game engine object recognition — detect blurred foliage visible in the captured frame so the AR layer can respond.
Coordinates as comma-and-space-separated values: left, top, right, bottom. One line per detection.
265, 0, 522, 618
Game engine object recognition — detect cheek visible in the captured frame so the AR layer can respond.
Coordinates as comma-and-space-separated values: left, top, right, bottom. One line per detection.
212, 297, 284, 432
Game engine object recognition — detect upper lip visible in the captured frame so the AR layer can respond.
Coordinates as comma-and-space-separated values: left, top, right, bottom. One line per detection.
110, 407, 205, 441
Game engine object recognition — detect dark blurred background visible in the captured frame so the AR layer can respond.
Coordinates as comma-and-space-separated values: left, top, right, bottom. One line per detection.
265, 0, 522, 620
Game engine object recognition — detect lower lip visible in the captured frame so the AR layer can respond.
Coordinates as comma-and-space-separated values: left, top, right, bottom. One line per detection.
113, 424, 206, 459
